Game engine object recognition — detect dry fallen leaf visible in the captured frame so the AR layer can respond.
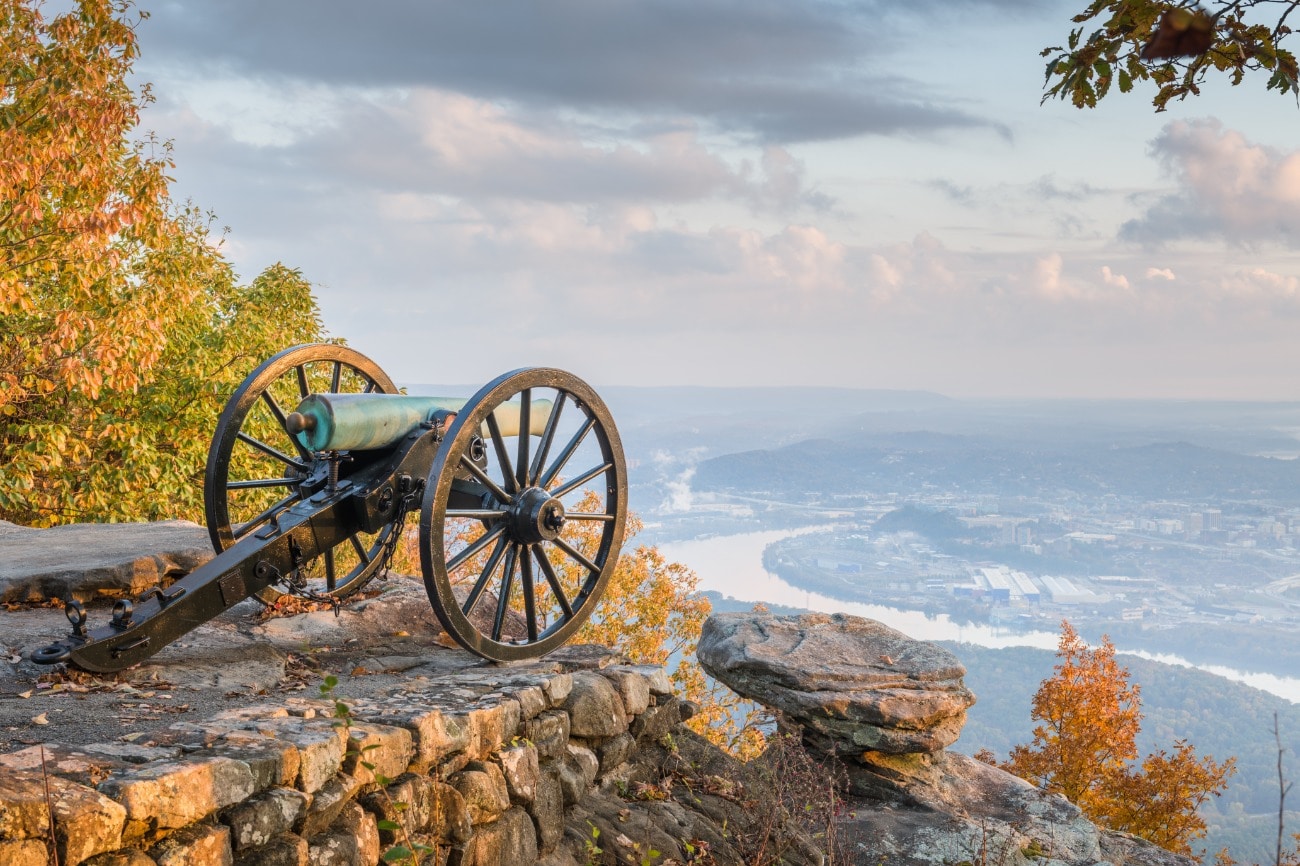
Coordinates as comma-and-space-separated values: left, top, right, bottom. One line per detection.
31, 713, 49, 725
393, 630, 410, 637
17, 690, 32, 699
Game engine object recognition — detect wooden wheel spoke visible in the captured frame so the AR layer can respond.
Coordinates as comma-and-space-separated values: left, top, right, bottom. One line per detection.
445, 509, 507, 520
492, 545, 519, 641
330, 361, 342, 393
463, 537, 508, 616
516, 390, 531, 491
551, 536, 601, 576
520, 549, 538, 642
260, 390, 311, 460
295, 365, 310, 399
237, 432, 308, 471
349, 534, 371, 565
459, 454, 512, 504
484, 411, 517, 496
446, 523, 506, 574
565, 512, 614, 522
509, 390, 525, 491
528, 392, 565, 486
261, 390, 289, 427
228, 477, 299, 490
324, 549, 337, 592
533, 546, 574, 620
539, 416, 596, 489
549, 463, 612, 500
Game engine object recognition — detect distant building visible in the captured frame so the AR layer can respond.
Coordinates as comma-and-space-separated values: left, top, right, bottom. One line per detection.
1040, 575, 1104, 605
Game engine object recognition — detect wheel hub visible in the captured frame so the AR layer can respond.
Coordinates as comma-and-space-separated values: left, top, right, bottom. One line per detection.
508, 486, 566, 544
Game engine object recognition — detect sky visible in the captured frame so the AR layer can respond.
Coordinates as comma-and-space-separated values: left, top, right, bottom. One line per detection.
130, 0, 1300, 399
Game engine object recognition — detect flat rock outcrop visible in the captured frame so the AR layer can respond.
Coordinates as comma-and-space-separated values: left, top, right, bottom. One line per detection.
697, 611, 976, 756
0, 520, 211, 603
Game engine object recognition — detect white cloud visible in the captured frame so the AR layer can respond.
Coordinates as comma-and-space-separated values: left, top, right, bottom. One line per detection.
1122, 119, 1300, 246
1100, 266, 1129, 290
1218, 267, 1300, 304
1146, 267, 1176, 280
1032, 252, 1067, 299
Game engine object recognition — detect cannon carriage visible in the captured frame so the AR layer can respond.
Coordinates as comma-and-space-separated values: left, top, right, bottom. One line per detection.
33, 344, 627, 671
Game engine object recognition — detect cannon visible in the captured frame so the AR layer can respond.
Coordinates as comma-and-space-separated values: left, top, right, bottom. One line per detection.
32, 344, 627, 671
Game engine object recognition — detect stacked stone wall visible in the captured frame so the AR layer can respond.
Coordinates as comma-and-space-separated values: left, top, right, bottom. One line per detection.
0, 655, 676, 866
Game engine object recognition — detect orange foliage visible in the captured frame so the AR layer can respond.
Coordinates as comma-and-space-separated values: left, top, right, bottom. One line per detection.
1, 0, 176, 406
0, 1, 326, 525
1002, 621, 1234, 856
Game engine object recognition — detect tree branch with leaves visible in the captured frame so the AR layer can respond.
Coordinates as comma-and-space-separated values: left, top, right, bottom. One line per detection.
1044, 0, 1300, 109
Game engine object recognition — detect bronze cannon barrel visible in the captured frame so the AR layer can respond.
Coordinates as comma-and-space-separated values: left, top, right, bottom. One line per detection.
287, 393, 552, 451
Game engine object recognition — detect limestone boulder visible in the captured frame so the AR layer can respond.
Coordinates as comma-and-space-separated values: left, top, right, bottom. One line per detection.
697, 612, 975, 757
0, 520, 211, 603
452, 762, 511, 824
0, 767, 127, 865
561, 672, 627, 739
148, 823, 232, 866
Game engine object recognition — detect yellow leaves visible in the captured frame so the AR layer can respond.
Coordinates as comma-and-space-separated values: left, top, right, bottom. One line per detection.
1001, 621, 1233, 855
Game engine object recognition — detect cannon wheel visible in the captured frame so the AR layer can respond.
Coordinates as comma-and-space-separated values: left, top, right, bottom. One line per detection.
420, 368, 628, 661
204, 344, 399, 603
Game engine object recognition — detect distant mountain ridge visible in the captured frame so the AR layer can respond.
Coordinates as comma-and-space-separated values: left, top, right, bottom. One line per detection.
693, 435, 1300, 503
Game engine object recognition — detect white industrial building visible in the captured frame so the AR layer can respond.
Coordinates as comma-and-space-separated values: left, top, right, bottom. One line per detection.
1039, 575, 1104, 605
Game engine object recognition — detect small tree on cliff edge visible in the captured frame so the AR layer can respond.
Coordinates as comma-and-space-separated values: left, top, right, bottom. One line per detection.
999, 621, 1234, 856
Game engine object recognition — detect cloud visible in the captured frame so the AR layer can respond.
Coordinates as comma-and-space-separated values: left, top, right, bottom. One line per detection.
1029, 174, 1104, 202
1146, 267, 1176, 280
928, 178, 976, 205
1218, 267, 1300, 306
1121, 119, 1300, 246
1101, 266, 1129, 289
139, 1, 1007, 144
155, 87, 831, 214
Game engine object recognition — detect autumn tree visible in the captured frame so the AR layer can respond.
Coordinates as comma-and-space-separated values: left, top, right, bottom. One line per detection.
1001, 621, 1234, 856
1045, 1, 1299, 109
0, 0, 327, 525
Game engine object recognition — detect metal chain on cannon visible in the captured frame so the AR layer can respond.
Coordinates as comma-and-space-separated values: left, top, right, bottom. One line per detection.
261, 447, 421, 617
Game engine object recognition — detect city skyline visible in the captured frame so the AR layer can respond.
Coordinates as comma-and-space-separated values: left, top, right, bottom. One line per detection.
132, 1, 1300, 399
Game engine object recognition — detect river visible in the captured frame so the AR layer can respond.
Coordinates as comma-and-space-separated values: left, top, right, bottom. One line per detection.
660, 526, 1300, 704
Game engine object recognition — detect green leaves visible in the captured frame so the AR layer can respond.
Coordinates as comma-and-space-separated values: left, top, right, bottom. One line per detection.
1042, 0, 1300, 110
